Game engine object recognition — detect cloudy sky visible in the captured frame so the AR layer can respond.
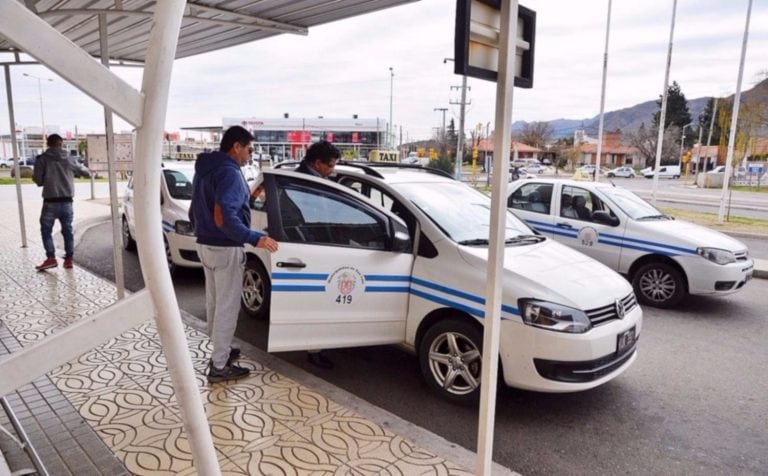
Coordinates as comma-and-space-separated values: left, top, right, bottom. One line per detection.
0, 0, 766, 142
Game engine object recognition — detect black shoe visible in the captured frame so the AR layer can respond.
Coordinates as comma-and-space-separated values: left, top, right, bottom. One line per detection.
207, 364, 250, 383
306, 351, 334, 369
227, 347, 241, 366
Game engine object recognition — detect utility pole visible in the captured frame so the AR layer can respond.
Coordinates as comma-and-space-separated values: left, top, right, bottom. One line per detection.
445, 58, 471, 180
388, 67, 394, 150
434, 108, 448, 142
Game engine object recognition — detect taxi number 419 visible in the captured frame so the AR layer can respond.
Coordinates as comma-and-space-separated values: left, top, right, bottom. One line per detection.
335, 295, 353, 304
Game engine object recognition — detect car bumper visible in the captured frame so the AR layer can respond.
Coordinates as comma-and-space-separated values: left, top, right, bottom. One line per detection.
683, 256, 754, 295
167, 232, 202, 268
499, 305, 642, 392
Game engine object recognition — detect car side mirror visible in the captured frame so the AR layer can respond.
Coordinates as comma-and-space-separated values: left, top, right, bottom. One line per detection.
592, 210, 620, 227
391, 230, 411, 252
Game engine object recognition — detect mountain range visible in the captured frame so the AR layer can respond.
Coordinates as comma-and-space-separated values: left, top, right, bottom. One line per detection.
513, 77, 768, 139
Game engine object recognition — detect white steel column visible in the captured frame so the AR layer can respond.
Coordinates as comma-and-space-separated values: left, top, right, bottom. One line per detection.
476, 1, 517, 474
718, 0, 753, 224
594, 0, 612, 182
132, 2, 221, 474
99, 14, 126, 300
3, 65, 28, 247
456, 73, 468, 181
651, 0, 677, 205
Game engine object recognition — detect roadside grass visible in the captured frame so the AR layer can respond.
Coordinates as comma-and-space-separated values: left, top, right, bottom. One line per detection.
730, 185, 768, 193
659, 206, 768, 235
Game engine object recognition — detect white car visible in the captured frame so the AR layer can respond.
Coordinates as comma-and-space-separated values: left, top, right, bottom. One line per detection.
522, 163, 547, 174
121, 160, 260, 273
643, 165, 680, 179
507, 178, 754, 308
606, 166, 636, 178
243, 164, 641, 404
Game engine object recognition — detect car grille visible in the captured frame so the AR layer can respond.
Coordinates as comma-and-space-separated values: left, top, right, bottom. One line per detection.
585, 293, 637, 326
735, 250, 749, 261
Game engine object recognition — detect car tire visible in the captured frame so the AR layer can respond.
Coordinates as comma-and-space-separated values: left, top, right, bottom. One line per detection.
419, 318, 483, 405
122, 217, 136, 251
607, 173, 615, 178
163, 235, 177, 276
630, 173, 636, 178
632, 261, 686, 308
242, 257, 270, 319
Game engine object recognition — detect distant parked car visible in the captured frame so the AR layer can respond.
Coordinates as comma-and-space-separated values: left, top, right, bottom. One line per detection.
643, 165, 680, 179
640, 166, 653, 176
0, 158, 11, 168
606, 166, 636, 178
522, 163, 547, 174
707, 165, 727, 174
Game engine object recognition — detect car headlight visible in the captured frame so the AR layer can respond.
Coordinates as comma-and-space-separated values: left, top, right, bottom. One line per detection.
697, 247, 736, 265
174, 220, 195, 236
518, 299, 592, 334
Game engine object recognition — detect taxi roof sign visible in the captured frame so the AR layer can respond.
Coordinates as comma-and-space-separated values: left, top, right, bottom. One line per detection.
454, 1, 535, 87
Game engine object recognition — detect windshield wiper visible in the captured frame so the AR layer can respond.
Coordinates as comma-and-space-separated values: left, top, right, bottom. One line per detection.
458, 238, 489, 246
637, 214, 671, 221
505, 234, 546, 245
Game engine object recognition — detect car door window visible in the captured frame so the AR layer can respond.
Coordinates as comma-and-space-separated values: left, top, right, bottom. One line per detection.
508, 183, 553, 215
338, 177, 417, 240
561, 186, 615, 222
275, 178, 389, 250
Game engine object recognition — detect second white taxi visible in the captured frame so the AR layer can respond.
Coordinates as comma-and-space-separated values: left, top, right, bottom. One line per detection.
507, 178, 754, 308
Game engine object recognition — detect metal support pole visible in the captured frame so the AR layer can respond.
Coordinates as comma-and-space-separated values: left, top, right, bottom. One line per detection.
594, 0, 612, 182
99, 14, 126, 300
719, 0, 752, 224
651, 0, 677, 205
4, 65, 28, 247
133, 2, 222, 474
476, 1, 517, 473
485, 122, 491, 186
388, 67, 394, 150
678, 122, 692, 168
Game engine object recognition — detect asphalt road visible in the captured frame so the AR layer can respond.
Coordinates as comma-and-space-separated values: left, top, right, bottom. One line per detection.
76, 221, 768, 475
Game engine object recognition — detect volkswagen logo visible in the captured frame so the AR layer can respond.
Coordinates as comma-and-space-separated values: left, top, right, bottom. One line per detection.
615, 299, 626, 319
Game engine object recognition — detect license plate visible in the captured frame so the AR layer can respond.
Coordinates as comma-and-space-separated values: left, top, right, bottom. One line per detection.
617, 326, 636, 354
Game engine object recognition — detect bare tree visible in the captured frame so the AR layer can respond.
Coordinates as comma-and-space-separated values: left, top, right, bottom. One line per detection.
517, 121, 554, 149
627, 122, 680, 167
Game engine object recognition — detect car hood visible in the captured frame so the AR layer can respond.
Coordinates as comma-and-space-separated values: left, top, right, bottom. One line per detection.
457, 239, 633, 310
632, 218, 748, 252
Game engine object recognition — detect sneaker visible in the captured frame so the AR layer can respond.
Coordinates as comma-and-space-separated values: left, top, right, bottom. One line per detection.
227, 347, 241, 366
35, 258, 58, 271
63, 257, 74, 269
207, 364, 250, 383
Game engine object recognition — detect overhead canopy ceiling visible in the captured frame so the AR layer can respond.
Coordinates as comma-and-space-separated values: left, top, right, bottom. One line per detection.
0, 0, 419, 63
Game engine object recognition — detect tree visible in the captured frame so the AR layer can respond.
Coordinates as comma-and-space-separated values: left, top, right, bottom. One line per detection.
517, 121, 553, 149
627, 122, 681, 167
653, 81, 693, 147
697, 97, 722, 146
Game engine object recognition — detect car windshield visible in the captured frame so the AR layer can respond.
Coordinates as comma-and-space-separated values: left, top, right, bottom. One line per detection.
600, 186, 666, 220
164, 169, 195, 200
393, 181, 535, 245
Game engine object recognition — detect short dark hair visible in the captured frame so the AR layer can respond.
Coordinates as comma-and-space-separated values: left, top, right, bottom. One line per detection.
47, 134, 63, 148
220, 126, 254, 152
305, 140, 341, 165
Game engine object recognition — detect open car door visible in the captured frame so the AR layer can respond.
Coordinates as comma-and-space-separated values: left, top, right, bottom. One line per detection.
262, 172, 414, 352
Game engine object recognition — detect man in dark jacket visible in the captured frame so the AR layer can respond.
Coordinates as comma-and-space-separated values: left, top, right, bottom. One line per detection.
190, 126, 278, 383
295, 140, 341, 369
32, 134, 90, 271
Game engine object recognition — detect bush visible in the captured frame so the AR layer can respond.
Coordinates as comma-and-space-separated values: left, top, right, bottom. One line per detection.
428, 156, 456, 175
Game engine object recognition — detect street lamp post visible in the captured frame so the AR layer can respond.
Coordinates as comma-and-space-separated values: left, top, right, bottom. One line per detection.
388, 67, 394, 150
678, 122, 693, 167
23, 73, 54, 147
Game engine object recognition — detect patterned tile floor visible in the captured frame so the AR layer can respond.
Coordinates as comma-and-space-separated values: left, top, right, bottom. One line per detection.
0, 200, 476, 475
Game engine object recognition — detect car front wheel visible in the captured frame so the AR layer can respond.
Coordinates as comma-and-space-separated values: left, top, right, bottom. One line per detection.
163, 236, 177, 276
122, 217, 136, 251
419, 318, 483, 405
242, 258, 270, 319
632, 261, 686, 308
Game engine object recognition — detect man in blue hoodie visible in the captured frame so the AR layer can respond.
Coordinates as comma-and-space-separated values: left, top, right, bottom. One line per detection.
32, 134, 91, 271
190, 126, 278, 383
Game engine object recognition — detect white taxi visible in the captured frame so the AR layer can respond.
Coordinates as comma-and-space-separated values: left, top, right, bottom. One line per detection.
242, 164, 641, 404
121, 160, 260, 273
507, 178, 754, 308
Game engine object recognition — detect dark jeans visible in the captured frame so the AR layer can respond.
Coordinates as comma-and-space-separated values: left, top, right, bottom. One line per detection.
40, 201, 74, 259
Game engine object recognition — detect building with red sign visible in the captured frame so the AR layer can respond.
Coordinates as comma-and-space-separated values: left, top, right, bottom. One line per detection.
222, 116, 390, 162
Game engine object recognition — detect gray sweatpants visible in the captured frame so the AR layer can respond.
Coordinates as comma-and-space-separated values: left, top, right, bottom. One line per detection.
197, 244, 245, 369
